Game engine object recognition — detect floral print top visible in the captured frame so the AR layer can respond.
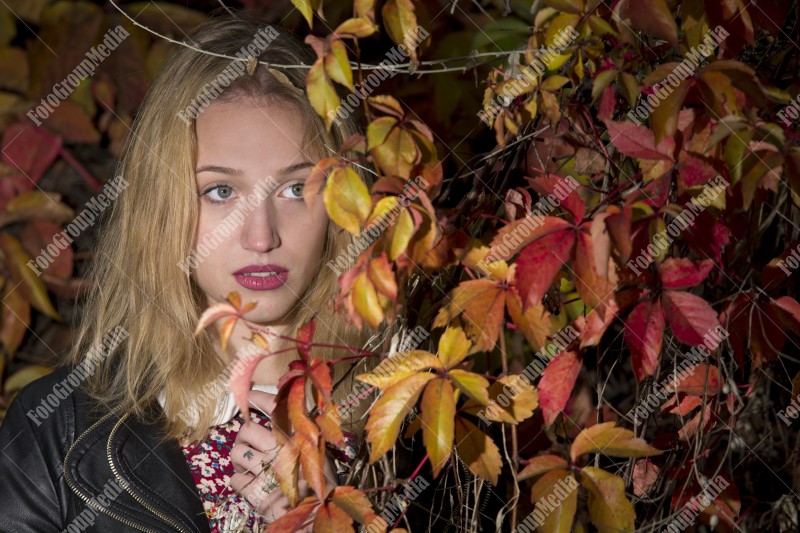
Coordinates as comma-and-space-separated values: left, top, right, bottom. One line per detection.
176, 396, 357, 532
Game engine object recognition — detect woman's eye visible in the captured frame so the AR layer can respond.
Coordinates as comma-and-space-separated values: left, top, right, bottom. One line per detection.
282, 183, 304, 200
205, 185, 234, 202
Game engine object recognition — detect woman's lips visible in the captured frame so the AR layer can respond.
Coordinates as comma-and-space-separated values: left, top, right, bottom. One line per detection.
233, 271, 288, 290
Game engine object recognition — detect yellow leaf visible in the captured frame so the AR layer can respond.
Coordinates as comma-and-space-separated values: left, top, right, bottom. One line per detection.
447, 369, 490, 405
570, 422, 662, 462
354, 0, 376, 20
356, 350, 443, 390
4, 364, 52, 394
506, 290, 550, 350
325, 39, 354, 90
353, 271, 384, 329
530, 470, 578, 533
307, 59, 340, 130
454, 416, 502, 485
420, 377, 456, 476
335, 17, 378, 38
0, 233, 59, 319
388, 208, 414, 260
381, 0, 423, 63
365, 372, 436, 462
581, 466, 636, 533
438, 325, 470, 368
367, 116, 398, 150
370, 126, 420, 179
291, 0, 317, 27
323, 166, 372, 235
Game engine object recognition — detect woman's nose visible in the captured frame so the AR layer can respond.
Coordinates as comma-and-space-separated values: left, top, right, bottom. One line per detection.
240, 200, 280, 252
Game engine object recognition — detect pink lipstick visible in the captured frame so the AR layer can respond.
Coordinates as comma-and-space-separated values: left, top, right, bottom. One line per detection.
233, 264, 288, 290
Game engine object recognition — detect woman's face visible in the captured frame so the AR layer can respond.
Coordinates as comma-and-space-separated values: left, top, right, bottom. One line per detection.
192, 98, 329, 331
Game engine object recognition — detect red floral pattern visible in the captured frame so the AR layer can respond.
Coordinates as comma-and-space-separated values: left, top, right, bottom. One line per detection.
178, 411, 356, 532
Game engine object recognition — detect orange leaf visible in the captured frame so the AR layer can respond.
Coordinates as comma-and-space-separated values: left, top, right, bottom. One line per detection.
273, 435, 303, 507
365, 372, 436, 462
506, 290, 550, 350
314, 502, 356, 533
288, 378, 320, 443
454, 416, 502, 485
299, 433, 328, 501
420, 377, 456, 476
331, 486, 378, 524
308, 358, 333, 407
570, 422, 662, 462
193, 299, 240, 337
518, 454, 568, 481
265, 496, 318, 533
316, 402, 346, 448
432, 279, 505, 352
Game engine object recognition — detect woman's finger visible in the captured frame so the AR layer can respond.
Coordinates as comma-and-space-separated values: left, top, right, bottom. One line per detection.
230, 442, 269, 475
236, 420, 280, 453
247, 390, 277, 418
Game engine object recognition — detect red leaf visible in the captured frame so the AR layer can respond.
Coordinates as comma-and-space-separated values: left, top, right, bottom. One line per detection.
658, 258, 714, 289
628, 0, 678, 45
527, 174, 585, 223
605, 120, 673, 160
538, 350, 581, 426
662, 291, 720, 345
1, 123, 62, 184
515, 228, 575, 310
625, 299, 665, 381
771, 296, 800, 336
296, 319, 316, 362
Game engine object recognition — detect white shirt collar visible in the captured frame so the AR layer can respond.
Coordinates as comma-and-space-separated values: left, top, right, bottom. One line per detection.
157, 383, 279, 428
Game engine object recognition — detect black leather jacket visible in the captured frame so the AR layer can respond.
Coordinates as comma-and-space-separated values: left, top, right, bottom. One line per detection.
0, 366, 210, 532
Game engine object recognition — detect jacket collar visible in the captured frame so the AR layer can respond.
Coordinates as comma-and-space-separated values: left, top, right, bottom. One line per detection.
65, 407, 210, 532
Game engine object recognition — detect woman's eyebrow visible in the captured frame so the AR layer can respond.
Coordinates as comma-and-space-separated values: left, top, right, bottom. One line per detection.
195, 162, 314, 175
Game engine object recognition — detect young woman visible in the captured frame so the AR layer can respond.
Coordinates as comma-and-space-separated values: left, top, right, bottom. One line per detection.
0, 14, 395, 532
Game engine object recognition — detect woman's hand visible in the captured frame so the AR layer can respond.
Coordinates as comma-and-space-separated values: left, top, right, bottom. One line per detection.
230, 390, 338, 530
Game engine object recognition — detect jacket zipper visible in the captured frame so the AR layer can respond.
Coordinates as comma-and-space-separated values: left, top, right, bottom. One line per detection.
63, 408, 155, 532
107, 412, 189, 533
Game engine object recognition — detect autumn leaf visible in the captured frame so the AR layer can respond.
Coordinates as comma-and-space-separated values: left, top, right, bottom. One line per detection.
0, 233, 59, 320
448, 369, 491, 406
658, 258, 714, 289
356, 350, 443, 390
661, 290, 720, 346
605, 120, 673, 160
625, 299, 664, 382
306, 58, 340, 130
538, 350, 581, 426
454, 416, 502, 484
581, 466, 636, 533
530, 470, 578, 533
353, 270, 384, 329
266, 496, 318, 532
325, 39, 354, 90
382, 0, 424, 64
314, 502, 355, 533
420, 377, 456, 476
273, 435, 303, 507
437, 325, 471, 368
365, 372, 436, 462
335, 17, 378, 38
323, 166, 372, 235
628, 0, 678, 46
229, 351, 267, 420
299, 433, 328, 501
518, 454, 568, 481
570, 422, 662, 462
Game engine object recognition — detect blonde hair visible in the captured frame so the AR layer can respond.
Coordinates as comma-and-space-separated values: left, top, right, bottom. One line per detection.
69, 15, 395, 442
